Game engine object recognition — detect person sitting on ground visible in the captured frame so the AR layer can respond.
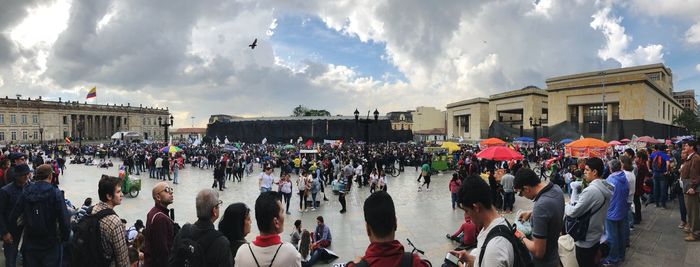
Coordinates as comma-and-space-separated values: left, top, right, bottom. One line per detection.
312, 216, 332, 249
291, 220, 303, 249
347, 191, 431, 266
445, 212, 478, 250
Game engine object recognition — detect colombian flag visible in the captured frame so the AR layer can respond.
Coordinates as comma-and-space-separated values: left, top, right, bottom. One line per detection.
86, 87, 96, 99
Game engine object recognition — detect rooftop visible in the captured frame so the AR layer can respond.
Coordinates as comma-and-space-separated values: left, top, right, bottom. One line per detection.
446, 97, 489, 108
489, 86, 547, 101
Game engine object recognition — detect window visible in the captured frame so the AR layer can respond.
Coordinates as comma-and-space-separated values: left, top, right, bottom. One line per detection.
10, 115, 16, 124
33, 131, 38, 139
143, 118, 146, 125
32, 115, 38, 124
663, 102, 666, 119
63, 116, 68, 124
0, 132, 4, 141
647, 72, 661, 81
0, 114, 3, 124
11, 132, 16, 141
22, 131, 27, 140
21, 115, 27, 124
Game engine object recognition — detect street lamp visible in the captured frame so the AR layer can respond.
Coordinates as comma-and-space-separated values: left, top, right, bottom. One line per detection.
39, 128, 44, 145
529, 116, 542, 156
77, 120, 85, 152
159, 114, 174, 143
355, 108, 379, 183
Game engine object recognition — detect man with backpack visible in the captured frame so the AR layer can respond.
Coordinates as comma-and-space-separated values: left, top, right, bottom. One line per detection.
234, 191, 300, 266
347, 191, 431, 267
0, 163, 31, 267
143, 182, 175, 267
170, 188, 232, 267
449, 175, 527, 267
72, 175, 129, 267
513, 168, 564, 267
650, 145, 671, 208
9, 164, 69, 267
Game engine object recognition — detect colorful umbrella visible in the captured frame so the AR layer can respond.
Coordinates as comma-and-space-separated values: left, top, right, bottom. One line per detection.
480, 138, 507, 147
559, 139, 573, 144
476, 146, 524, 161
514, 137, 534, 142
620, 138, 631, 143
608, 140, 622, 146
537, 137, 550, 143
282, 144, 296, 150
160, 145, 182, 154
440, 142, 461, 153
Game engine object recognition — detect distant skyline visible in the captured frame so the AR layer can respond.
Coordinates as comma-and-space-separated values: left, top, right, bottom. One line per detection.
1, 0, 699, 127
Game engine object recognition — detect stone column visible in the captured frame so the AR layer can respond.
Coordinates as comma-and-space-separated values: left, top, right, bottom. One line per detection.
607, 103, 613, 122
578, 106, 584, 123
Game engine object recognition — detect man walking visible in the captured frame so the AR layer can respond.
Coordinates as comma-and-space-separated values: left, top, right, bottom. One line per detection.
143, 182, 175, 267
9, 164, 70, 267
155, 155, 163, 180
0, 164, 31, 267
649, 145, 670, 208
602, 159, 629, 266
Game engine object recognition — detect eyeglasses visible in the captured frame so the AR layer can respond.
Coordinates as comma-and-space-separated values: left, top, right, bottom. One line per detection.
158, 187, 174, 194
216, 200, 223, 207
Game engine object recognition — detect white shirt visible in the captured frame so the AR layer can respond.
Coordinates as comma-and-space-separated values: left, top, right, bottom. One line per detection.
469, 217, 515, 267
623, 170, 636, 203
259, 172, 274, 189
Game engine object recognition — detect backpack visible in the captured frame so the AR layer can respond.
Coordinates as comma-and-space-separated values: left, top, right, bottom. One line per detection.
478, 222, 533, 267
169, 223, 222, 267
23, 190, 56, 239
71, 207, 116, 267
353, 251, 414, 267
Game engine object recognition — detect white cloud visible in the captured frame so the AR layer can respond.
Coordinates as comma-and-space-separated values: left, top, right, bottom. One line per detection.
266, 18, 277, 36
696, 63, 700, 72
590, 7, 663, 67
686, 22, 700, 45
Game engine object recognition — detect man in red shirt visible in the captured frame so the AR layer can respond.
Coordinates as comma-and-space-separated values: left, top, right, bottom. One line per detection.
347, 191, 431, 267
143, 182, 175, 267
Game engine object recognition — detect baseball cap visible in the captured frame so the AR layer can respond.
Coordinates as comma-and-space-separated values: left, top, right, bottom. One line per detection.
9, 152, 26, 161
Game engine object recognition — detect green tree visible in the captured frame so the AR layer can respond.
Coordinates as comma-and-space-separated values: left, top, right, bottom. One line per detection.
292, 105, 331, 117
672, 108, 700, 135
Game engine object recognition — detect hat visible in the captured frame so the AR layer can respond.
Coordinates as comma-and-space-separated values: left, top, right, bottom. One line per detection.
14, 164, 31, 176
35, 164, 53, 179
9, 152, 26, 161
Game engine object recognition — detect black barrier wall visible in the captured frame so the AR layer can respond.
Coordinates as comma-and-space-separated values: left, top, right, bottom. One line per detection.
206, 118, 413, 143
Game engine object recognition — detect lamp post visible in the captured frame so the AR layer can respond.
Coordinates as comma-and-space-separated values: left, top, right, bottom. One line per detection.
355, 108, 379, 180
529, 116, 542, 157
39, 128, 44, 145
77, 120, 85, 152
159, 114, 174, 143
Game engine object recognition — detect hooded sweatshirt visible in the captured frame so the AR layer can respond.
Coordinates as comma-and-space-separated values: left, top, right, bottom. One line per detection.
564, 179, 613, 248
9, 180, 69, 250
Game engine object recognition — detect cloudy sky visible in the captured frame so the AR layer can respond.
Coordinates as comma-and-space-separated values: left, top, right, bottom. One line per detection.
1, 0, 700, 127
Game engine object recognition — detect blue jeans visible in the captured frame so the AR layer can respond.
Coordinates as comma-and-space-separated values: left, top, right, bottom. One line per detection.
678, 190, 687, 223
605, 218, 627, 263
653, 174, 667, 207
23, 246, 61, 267
3, 242, 19, 267
451, 192, 458, 209
260, 187, 271, 193
503, 192, 515, 212
311, 192, 318, 208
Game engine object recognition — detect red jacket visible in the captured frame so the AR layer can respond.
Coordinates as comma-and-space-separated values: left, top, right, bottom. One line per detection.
452, 218, 478, 246
347, 240, 430, 267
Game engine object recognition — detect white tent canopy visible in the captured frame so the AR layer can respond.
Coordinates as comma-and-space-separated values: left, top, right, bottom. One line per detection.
110, 131, 141, 139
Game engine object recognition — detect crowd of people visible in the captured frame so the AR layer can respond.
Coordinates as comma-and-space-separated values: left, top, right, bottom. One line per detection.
0, 137, 697, 266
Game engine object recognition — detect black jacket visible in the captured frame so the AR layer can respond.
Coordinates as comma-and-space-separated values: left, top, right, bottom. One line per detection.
9, 180, 70, 250
170, 219, 232, 267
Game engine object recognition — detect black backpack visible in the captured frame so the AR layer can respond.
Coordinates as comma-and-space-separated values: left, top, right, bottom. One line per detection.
23, 191, 55, 239
71, 207, 116, 267
478, 222, 533, 267
169, 223, 222, 267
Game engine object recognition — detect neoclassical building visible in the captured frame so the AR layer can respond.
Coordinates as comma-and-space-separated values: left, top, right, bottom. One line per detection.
0, 96, 170, 144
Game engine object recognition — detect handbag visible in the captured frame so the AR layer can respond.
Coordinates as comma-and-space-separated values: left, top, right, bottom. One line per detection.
565, 187, 606, 242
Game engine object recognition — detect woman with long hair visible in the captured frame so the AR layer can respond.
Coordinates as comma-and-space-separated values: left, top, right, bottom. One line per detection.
299, 230, 312, 265
218, 203, 252, 262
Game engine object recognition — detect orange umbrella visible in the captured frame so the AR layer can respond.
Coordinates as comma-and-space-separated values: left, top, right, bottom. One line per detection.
480, 138, 506, 146
565, 138, 609, 158
566, 138, 609, 148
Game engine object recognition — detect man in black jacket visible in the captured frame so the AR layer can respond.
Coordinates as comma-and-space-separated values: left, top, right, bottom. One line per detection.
170, 188, 232, 266
0, 164, 31, 267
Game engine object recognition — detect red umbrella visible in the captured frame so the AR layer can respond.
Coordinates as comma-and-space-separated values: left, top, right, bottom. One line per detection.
635, 136, 660, 144
537, 137, 550, 143
608, 140, 622, 146
620, 138, 631, 143
476, 146, 524, 161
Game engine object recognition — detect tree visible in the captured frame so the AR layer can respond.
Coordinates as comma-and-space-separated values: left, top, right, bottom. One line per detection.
292, 105, 331, 117
672, 108, 700, 135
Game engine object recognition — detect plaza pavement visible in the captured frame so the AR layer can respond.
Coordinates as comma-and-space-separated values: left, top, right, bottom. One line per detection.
1, 159, 697, 266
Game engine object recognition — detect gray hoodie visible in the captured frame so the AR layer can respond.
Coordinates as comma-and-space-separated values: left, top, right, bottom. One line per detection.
564, 179, 613, 248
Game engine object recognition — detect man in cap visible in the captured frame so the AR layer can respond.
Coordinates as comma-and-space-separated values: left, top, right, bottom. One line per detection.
0, 164, 32, 267
4, 153, 27, 185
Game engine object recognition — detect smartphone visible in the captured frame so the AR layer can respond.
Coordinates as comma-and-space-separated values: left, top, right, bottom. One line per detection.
444, 253, 460, 267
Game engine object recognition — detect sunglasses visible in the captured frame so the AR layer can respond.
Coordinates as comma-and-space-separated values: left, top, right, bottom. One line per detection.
216, 200, 223, 207
158, 187, 174, 194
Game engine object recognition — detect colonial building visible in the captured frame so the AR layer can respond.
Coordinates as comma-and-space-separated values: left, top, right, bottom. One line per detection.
446, 98, 489, 140
170, 127, 206, 142
672, 89, 697, 114
386, 111, 413, 131
0, 96, 169, 144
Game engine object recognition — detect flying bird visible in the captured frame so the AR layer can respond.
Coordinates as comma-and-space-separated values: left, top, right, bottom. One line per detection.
249, 38, 257, 49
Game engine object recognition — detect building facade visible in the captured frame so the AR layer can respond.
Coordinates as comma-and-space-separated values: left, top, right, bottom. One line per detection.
546, 63, 684, 140
0, 96, 169, 144
488, 86, 549, 130
386, 111, 414, 131
411, 106, 445, 133
672, 89, 698, 114
445, 98, 490, 140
